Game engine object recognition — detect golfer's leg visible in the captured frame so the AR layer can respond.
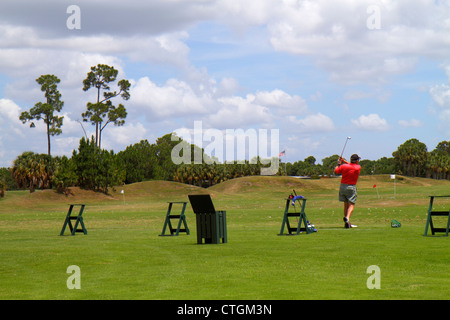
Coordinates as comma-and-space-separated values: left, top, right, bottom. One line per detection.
344, 202, 349, 218
347, 202, 355, 220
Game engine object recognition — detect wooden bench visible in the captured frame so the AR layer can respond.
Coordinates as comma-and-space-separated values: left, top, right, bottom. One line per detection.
279, 197, 312, 235
159, 202, 190, 236
424, 196, 450, 236
60, 204, 87, 236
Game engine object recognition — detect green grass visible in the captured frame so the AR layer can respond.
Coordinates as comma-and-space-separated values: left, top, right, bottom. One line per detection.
0, 175, 449, 300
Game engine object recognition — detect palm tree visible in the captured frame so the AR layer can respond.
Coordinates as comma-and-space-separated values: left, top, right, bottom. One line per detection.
393, 138, 427, 177
11, 152, 54, 193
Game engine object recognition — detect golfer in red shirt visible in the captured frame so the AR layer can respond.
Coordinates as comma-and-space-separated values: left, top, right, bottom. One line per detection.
334, 154, 361, 228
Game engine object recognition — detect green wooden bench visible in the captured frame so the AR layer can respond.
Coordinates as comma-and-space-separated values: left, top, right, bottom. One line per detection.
424, 195, 450, 236
279, 197, 312, 235
159, 201, 190, 236
60, 204, 87, 236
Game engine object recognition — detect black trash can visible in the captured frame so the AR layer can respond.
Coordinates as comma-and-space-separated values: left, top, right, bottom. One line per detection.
188, 195, 227, 244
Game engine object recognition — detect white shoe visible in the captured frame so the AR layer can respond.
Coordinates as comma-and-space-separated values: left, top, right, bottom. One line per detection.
344, 217, 357, 228
343, 217, 356, 228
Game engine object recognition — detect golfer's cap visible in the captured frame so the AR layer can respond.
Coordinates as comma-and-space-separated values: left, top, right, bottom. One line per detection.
351, 154, 361, 162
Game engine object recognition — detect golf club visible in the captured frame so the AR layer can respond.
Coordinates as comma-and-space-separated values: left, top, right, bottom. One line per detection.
338, 136, 351, 164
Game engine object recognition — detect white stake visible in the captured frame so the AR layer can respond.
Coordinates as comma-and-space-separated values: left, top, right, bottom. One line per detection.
121, 189, 125, 205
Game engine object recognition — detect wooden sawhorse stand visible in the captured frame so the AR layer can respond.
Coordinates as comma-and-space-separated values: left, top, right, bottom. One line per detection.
60, 204, 87, 236
279, 197, 311, 235
159, 202, 190, 236
424, 195, 450, 236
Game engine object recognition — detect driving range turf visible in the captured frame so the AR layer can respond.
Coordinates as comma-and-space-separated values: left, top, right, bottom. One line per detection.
0, 175, 449, 300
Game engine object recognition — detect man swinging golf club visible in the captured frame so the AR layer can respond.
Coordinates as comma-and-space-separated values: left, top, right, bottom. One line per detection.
335, 153, 361, 228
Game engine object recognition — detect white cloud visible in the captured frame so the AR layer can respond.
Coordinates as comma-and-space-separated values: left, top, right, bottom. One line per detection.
213, 0, 274, 29
398, 119, 423, 128
437, 109, 450, 136
254, 89, 308, 113
351, 114, 389, 131
429, 64, 450, 133
1, 48, 124, 107
429, 84, 450, 109
210, 95, 273, 128
216, 77, 241, 97
261, 0, 450, 85
0, 99, 26, 154
103, 122, 148, 148
0, 22, 188, 76
0, 99, 35, 166
0, 98, 21, 122
130, 75, 310, 131
130, 77, 213, 120
288, 113, 335, 133
2, 1, 449, 88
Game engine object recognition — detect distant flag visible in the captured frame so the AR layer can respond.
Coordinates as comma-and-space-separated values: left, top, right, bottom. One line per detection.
279, 150, 286, 157
373, 184, 380, 199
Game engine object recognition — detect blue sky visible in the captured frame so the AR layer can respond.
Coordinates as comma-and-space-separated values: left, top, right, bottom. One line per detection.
0, 0, 449, 167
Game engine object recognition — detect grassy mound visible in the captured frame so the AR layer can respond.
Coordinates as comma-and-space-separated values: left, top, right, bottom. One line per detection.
1, 174, 449, 213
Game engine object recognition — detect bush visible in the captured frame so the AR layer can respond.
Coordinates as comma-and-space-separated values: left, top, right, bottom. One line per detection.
72, 137, 124, 193
52, 156, 77, 195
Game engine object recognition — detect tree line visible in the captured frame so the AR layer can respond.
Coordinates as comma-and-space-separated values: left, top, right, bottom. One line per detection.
1, 136, 448, 196
286, 138, 449, 179
392, 139, 449, 179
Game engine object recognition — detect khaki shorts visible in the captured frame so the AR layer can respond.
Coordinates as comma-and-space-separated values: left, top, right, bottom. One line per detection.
339, 183, 357, 203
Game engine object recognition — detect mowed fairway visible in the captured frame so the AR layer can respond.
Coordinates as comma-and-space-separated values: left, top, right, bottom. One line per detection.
0, 175, 449, 300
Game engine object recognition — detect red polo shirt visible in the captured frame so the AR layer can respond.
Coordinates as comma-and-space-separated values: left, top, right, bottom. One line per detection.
335, 163, 361, 185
